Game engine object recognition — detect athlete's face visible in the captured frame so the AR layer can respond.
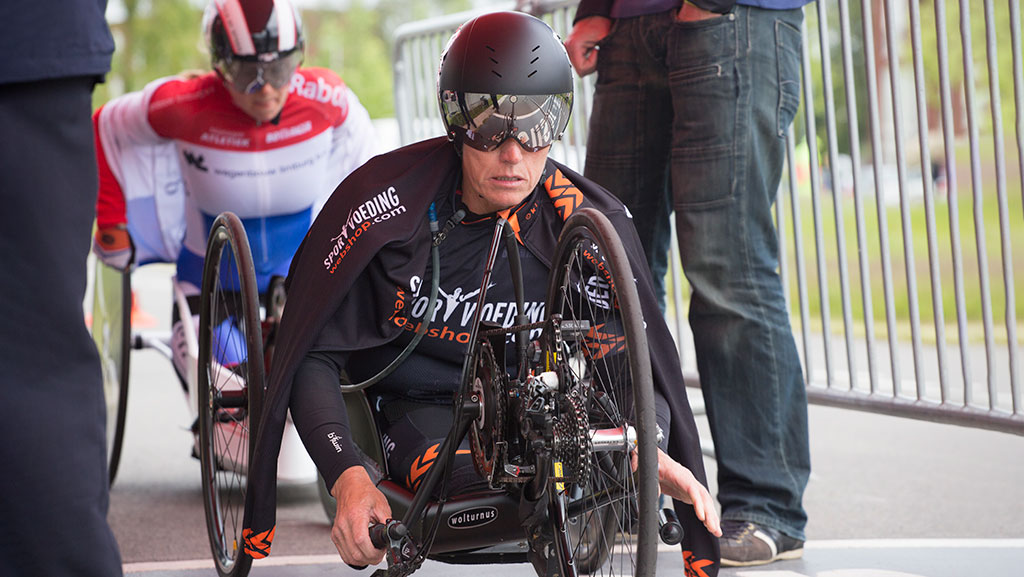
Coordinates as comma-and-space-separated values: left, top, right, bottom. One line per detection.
227, 80, 289, 123
460, 139, 549, 215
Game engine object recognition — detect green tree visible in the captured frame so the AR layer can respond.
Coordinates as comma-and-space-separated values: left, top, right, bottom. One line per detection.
304, 2, 394, 118
918, 0, 1019, 139
95, 0, 206, 108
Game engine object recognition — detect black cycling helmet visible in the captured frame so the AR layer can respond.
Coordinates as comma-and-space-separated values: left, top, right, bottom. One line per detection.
438, 11, 574, 152
203, 0, 304, 94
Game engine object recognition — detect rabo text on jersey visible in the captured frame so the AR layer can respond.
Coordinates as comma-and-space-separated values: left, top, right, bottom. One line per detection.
289, 75, 347, 109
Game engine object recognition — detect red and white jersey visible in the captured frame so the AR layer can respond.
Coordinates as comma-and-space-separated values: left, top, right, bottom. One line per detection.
94, 68, 378, 290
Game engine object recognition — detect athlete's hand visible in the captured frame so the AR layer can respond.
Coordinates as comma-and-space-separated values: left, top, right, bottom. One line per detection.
564, 16, 612, 77
93, 225, 134, 271
656, 448, 722, 536
330, 466, 393, 567
629, 447, 721, 536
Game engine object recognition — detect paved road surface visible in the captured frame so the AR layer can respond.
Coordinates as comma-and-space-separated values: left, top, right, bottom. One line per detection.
107, 264, 1024, 576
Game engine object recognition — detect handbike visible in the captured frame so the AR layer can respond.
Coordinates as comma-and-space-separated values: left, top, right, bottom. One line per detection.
341, 208, 679, 577
90, 212, 316, 577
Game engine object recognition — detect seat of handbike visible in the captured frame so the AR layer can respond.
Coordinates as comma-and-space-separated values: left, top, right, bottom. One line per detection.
342, 390, 533, 563
376, 480, 529, 559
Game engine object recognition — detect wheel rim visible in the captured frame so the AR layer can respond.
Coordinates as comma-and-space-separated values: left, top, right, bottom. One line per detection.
92, 262, 131, 486
198, 214, 263, 577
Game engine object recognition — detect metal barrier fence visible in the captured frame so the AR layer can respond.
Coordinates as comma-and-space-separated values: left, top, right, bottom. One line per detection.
392, 0, 1024, 436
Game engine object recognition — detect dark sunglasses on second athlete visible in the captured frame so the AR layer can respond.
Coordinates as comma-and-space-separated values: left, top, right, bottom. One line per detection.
221, 49, 303, 94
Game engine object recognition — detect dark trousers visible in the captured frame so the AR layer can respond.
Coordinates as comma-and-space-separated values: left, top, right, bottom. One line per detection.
584, 6, 811, 539
0, 77, 123, 576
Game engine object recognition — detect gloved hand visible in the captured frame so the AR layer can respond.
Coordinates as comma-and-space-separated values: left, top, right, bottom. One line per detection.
93, 225, 134, 271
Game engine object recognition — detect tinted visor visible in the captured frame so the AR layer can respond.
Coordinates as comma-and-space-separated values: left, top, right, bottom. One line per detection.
222, 50, 303, 94
441, 91, 573, 152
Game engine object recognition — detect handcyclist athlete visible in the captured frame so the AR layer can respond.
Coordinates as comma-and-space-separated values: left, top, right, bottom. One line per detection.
243, 11, 722, 576
91, 0, 378, 385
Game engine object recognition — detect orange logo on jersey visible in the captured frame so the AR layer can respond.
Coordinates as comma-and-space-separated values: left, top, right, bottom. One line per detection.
406, 444, 472, 491
544, 169, 583, 221
585, 323, 626, 360
683, 550, 715, 577
406, 443, 440, 491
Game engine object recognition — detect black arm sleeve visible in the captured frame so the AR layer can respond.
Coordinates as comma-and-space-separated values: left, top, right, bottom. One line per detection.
289, 350, 363, 491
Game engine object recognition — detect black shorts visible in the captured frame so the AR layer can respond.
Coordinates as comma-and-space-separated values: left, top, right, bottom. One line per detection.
375, 399, 489, 496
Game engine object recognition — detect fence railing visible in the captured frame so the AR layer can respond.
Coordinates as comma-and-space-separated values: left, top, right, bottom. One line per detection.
392, 0, 1024, 436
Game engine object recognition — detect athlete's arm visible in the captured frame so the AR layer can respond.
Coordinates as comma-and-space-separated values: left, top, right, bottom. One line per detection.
92, 105, 133, 270
290, 350, 392, 566
290, 351, 364, 485
93, 78, 180, 269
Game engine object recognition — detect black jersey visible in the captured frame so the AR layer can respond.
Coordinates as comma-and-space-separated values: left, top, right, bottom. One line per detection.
345, 190, 548, 399
292, 186, 553, 484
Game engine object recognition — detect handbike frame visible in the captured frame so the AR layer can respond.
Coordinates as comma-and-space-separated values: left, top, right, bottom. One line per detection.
367, 213, 666, 577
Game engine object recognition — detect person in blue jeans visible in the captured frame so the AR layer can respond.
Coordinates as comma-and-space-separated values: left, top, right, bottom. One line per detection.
567, 0, 813, 567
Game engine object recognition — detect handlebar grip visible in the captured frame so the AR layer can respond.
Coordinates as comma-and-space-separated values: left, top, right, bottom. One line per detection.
369, 519, 408, 549
369, 523, 389, 550
658, 507, 684, 545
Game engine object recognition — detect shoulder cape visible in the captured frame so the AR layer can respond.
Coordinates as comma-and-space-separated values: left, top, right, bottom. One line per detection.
242, 137, 719, 574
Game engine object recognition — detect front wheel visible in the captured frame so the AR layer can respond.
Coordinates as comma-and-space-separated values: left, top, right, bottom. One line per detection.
198, 212, 265, 577
544, 208, 658, 577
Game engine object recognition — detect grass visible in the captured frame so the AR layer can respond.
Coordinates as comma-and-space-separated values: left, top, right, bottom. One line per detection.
663, 144, 1024, 348
781, 151, 1023, 346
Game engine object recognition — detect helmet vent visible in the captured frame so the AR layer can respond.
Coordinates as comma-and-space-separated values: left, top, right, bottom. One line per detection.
486, 45, 500, 75
528, 45, 541, 77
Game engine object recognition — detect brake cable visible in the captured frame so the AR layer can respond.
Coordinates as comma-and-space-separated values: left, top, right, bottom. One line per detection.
338, 202, 465, 392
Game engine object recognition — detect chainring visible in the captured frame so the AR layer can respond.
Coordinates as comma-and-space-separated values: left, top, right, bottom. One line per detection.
468, 339, 506, 481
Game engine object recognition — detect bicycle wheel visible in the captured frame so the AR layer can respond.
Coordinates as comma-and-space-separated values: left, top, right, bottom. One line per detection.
545, 208, 658, 577
198, 212, 265, 577
91, 260, 131, 486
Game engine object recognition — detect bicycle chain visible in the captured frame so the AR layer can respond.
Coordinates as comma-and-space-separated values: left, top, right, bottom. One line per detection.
477, 320, 546, 338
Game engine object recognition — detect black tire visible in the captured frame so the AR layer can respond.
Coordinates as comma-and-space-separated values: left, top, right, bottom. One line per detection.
198, 213, 265, 577
544, 208, 658, 577
91, 261, 131, 487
